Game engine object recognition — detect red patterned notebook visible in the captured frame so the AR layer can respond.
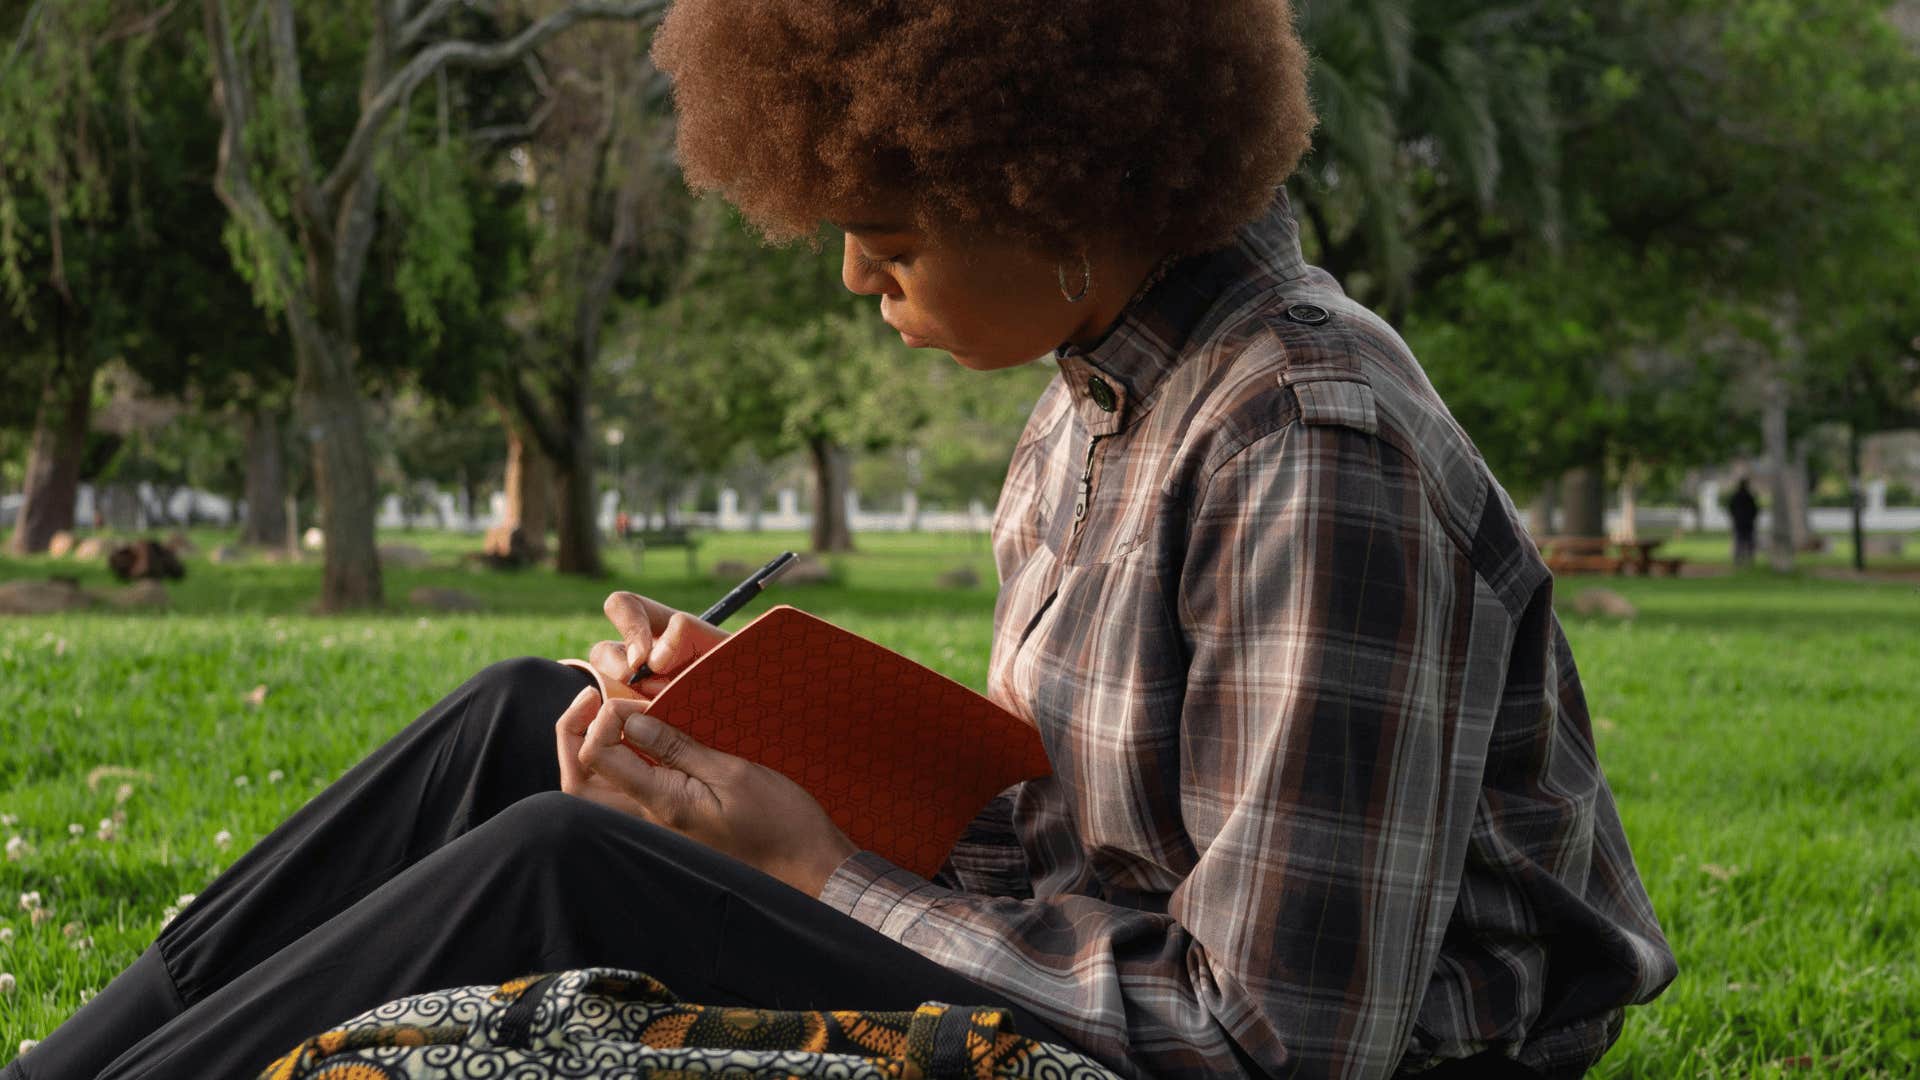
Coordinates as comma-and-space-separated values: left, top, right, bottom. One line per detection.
560, 605, 1052, 878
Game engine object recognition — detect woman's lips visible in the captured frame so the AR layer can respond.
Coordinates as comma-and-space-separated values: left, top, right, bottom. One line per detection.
898, 330, 933, 348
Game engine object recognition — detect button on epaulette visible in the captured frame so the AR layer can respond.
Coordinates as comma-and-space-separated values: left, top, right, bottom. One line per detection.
1284, 302, 1330, 326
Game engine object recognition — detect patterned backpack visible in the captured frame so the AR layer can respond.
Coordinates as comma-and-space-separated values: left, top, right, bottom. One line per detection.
261, 967, 1122, 1080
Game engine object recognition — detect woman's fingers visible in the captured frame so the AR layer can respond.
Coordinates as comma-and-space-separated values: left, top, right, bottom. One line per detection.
646, 612, 732, 677
604, 591, 674, 672
553, 685, 601, 792
578, 698, 723, 826
588, 639, 631, 684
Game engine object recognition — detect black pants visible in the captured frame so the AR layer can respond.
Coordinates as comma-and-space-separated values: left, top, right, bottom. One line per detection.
7, 658, 1069, 1079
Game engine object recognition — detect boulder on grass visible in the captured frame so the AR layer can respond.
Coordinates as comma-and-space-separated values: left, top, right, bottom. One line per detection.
408, 586, 484, 612
1569, 588, 1637, 620
71, 537, 107, 561
935, 565, 981, 589
1863, 534, 1905, 558
781, 555, 834, 586
107, 540, 187, 582
0, 579, 94, 614
106, 581, 170, 610
379, 543, 433, 570
710, 560, 754, 581
47, 531, 77, 558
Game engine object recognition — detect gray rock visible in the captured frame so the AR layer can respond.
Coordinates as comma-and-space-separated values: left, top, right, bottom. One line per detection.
935, 565, 982, 589
378, 543, 433, 570
710, 560, 755, 580
1863, 534, 1906, 558
1569, 588, 1637, 620
0, 580, 94, 614
106, 581, 170, 610
781, 556, 834, 586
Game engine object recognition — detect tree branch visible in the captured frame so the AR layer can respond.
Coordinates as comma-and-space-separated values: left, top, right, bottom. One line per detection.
264, 0, 324, 221
400, 0, 466, 48
320, 0, 667, 207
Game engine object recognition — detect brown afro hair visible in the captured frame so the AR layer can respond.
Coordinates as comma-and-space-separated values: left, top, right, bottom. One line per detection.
650, 0, 1316, 260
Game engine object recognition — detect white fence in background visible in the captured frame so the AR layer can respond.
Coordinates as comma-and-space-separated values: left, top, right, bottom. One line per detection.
7, 481, 1917, 536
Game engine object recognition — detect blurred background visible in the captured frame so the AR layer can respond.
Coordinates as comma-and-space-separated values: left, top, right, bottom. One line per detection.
1, 0, 1914, 607
1, 2, 1917, 1073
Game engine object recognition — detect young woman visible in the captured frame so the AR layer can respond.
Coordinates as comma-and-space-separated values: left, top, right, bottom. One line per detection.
11, 2, 1675, 1077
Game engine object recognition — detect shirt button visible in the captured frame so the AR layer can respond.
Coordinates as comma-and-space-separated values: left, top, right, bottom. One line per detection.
1073, 497, 1088, 521
1087, 376, 1117, 412
1285, 302, 1330, 326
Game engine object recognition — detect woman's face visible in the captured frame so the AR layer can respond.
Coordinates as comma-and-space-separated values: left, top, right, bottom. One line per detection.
835, 212, 1154, 372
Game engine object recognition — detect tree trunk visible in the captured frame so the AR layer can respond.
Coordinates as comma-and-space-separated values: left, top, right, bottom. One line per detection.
292, 316, 383, 610
1559, 463, 1607, 538
499, 414, 553, 558
808, 436, 856, 553
1527, 484, 1558, 538
1786, 439, 1815, 551
1848, 424, 1867, 571
6, 355, 95, 556
1762, 373, 1795, 572
1617, 470, 1639, 542
240, 405, 289, 547
552, 421, 603, 576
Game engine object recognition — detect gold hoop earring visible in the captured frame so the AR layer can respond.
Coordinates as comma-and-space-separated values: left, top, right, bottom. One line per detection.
1057, 252, 1091, 303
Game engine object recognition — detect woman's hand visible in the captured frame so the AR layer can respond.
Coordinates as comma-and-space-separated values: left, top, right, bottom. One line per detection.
570, 694, 859, 897
588, 591, 732, 696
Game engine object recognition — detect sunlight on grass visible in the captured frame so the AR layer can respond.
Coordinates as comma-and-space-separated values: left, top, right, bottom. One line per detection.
2, 531, 1915, 1075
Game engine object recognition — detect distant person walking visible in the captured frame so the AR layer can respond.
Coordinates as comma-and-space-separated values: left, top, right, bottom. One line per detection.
1728, 478, 1760, 567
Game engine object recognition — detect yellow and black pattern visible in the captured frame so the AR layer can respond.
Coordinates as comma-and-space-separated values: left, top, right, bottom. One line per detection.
261, 968, 1120, 1080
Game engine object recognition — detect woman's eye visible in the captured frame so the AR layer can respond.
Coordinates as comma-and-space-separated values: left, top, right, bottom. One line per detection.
857, 250, 903, 272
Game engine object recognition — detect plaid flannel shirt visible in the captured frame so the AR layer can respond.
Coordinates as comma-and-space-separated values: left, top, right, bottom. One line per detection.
820, 188, 1676, 1079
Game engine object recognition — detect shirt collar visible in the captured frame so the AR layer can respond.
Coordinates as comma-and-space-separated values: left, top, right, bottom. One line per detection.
1053, 186, 1310, 435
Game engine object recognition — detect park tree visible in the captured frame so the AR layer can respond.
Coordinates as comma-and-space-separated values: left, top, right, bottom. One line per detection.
198, 0, 664, 609
632, 204, 931, 553
1, 0, 288, 551
494, 12, 689, 576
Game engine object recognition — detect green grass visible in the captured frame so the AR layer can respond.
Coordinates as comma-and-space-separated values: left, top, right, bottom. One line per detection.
2, 530, 1916, 1076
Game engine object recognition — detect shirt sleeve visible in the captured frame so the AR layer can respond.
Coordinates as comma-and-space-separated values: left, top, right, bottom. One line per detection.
822, 413, 1482, 1079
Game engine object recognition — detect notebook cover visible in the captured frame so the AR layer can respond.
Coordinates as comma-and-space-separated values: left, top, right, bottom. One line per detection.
559, 604, 1051, 878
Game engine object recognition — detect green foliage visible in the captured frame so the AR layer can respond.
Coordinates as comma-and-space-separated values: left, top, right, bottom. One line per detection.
380, 142, 481, 348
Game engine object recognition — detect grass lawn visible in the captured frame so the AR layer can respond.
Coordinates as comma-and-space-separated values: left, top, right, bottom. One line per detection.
2, 528, 1915, 1076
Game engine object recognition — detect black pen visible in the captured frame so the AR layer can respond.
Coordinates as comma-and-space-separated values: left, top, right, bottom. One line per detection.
627, 551, 799, 687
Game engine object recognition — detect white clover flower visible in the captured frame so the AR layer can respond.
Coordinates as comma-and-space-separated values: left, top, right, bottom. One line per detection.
96, 819, 117, 842
17, 892, 41, 912
0, 926, 13, 943
28, 908, 51, 927
0, 813, 15, 827
72, 936, 92, 951
233, 775, 250, 788
67, 823, 83, 838
177, 892, 197, 907
5, 836, 24, 861
267, 770, 285, 784
60, 921, 81, 939
114, 784, 135, 805
214, 829, 233, 850
0, 972, 13, 994
18, 1039, 37, 1055
78, 988, 96, 1003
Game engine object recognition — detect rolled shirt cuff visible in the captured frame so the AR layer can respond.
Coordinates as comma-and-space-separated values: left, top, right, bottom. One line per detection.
817, 849, 955, 942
